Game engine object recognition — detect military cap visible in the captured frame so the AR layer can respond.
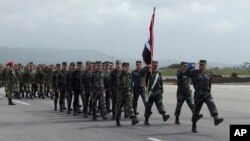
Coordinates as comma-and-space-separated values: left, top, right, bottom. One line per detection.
28, 62, 33, 65
77, 61, 83, 65
103, 61, 109, 65
56, 63, 61, 67
180, 62, 188, 66
136, 61, 142, 64
199, 60, 207, 65
152, 60, 158, 65
86, 61, 93, 65
116, 60, 121, 65
7, 61, 14, 66
18, 63, 22, 66
122, 62, 129, 67
95, 61, 102, 65
62, 62, 67, 66
70, 62, 75, 66
109, 62, 114, 65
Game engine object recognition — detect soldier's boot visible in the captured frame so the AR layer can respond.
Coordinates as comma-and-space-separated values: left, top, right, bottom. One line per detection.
25, 93, 29, 98
60, 104, 63, 112
116, 118, 121, 126
175, 116, 180, 124
112, 112, 115, 120
92, 116, 97, 121
103, 111, 107, 120
197, 114, 203, 122
38, 93, 41, 98
16, 92, 22, 99
162, 113, 170, 122
8, 99, 16, 105
21, 91, 25, 98
214, 116, 224, 126
131, 116, 139, 126
67, 109, 71, 114
192, 122, 197, 133
29, 93, 33, 99
144, 117, 150, 125
63, 103, 66, 110
83, 109, 88, 118
41, 93, 45, 99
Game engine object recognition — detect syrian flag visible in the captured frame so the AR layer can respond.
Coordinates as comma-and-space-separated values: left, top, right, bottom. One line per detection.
142, 7, 156, 65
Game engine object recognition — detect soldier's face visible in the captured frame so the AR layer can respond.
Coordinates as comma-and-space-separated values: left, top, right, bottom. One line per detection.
77, 65, 82, 70
152, 65, 157, 72
109, 64, 113, 69
116, 64, 121, 69
96, 64, 101, 70
181, 65, 188, 71
199, 64, 206, 71
62, 66, 67, 70
122, 66, 129, 72
136, 64, 142, 69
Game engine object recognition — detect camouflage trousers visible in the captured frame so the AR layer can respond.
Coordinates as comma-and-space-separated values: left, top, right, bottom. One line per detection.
92, 90, 107, 118
133, 87, 146, 115
45, 83, 52, 94
174, 90, 194, 116
24, 83, 32, 93
115, 90, 134, 119
144, 93, 166, 118
6, 82, 15, 99
37, 83, 45, 94
192, 91, 218, 122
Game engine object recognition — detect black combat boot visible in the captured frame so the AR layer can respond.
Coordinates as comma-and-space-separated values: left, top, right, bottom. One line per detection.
197, 114, 203, 122
175, 116, 180, 124
29, 93, 33, 99
67, 109, 71, 114
41, 93, 45, 99
116, 118, 121, 126
162, 113, 170, 122
8, 99, 16, 105
131, 116, 139, 125
214, 116, 224, 126
144, 117, 150, 125
192, 122, 197, 133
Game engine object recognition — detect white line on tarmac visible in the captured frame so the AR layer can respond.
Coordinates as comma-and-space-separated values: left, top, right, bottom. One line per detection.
0, 96, 30, 106
147, 137, 163, 141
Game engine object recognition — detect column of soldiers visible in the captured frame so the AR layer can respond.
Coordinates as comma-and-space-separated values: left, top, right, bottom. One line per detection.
0, 59, 223, 132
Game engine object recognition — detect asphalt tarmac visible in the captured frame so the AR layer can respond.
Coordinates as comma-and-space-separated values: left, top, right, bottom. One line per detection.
1, 85, 250, 141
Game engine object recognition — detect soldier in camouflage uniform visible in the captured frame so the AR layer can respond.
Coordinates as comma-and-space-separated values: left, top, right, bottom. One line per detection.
110, 60, 122, 119
44, 65, 53, 98
35, 65, 46, 99
66, 62, 75, 114
71, 62, 83, 116
5, 61, 17, 105
52, 64, 61, 111
23, 65, 33, 99
142, 61, 170, 126
2, 63, 8, 97
174, 62, 203, 124
188, 60, 223, 133
30, 63, 37, 98
14, 64, 24, 99
91, 61, 107, 120
132, 61, 146, 117
82, 61, 93, 117
103, 61, 112, 113
109, 62, 114, 72
58, 62, 68, 112
0, 64, 3, 88
115, 62, 139, 126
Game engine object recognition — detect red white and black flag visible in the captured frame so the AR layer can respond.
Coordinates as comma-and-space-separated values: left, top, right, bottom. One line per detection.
142, 7, 156, 65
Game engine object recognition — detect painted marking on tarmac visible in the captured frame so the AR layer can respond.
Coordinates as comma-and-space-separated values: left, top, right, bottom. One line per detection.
0, 96, 30, 105
147, 138, 163, 141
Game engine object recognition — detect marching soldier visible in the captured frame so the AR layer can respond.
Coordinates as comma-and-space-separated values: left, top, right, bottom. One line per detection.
52, 64, 61, 111
35, 65, 46, 99
71, 62, 83, 116
5, 61, 17, 105
66, 62, 75, 114
188, 60, 223, 133
92, 61, 107, 120
23, 65, 33, 99
174, 62, 203, 124
103, 61, 112, 113
14, 63, 24, 99
58, 62, 68, 112
82, 61, 93, 117
115, 62, 139, 126
45, 65, 53, 98
110, 60, 122, 119
132, 61, 146, 117
142, 61, 170, 125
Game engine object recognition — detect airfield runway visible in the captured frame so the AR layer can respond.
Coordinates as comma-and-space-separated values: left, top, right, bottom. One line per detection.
1, 85, 250, 141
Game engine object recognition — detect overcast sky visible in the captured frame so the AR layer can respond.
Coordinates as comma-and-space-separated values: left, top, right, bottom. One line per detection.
0, 0, 249, 64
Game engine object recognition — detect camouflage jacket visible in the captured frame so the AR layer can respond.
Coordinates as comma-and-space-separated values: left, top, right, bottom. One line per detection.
92, 70, 105, 92
58, 70, 68, 91
131, 69, 145, 89
177, 70, 191, 93
118, 71, 132, 94
35, 70, 46, 84
189, 69, 212, 93
82, 70, 93, 93
110, 69, 121, 91
103, 70, 111, 91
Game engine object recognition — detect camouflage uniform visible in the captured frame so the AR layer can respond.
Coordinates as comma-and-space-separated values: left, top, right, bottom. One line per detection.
132, 61, 146, 116
91, 61, 107, 120
52, 64, 61, 111
45, 66, 53, 98
58, 62, 68, 112
23, 66, 33, 99
142, 62, 170, 125
82, 62, 93, 117
174, 62, 195, 124
71, 62, 83, 116
103, 62, 112, 113
35, 66, 46, 99
6, 63, 17, 105
115, 63, 139, 126
66, 62, 75, 114
189, 60, 223, 133
110, 60, 122, 119
15, 65, 24, 99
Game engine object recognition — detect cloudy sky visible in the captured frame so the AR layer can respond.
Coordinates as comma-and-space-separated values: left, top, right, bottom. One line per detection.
0, 0, 249, 64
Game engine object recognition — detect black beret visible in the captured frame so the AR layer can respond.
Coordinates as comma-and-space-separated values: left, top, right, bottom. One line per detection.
122, 62, 129, 67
